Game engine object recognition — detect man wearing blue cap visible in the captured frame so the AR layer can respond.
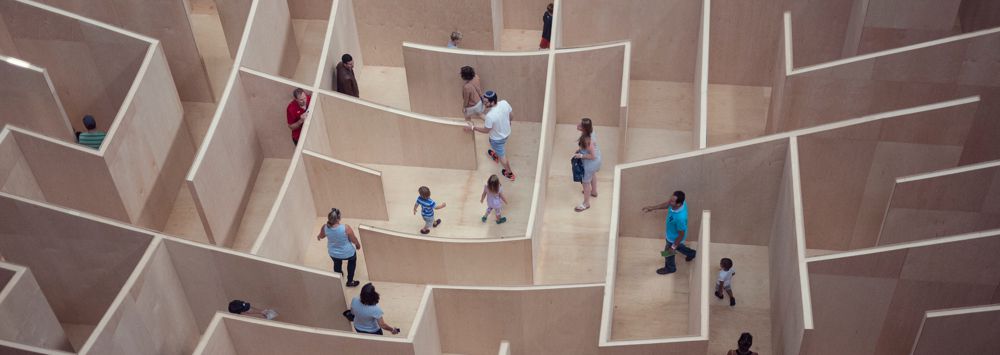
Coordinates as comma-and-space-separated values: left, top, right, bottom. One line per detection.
77, 115, 106, 150
465, 90, 516, 180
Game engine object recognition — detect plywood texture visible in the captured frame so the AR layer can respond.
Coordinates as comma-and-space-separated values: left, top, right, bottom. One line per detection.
796, 104, 974, 251
12, 131, 131, 222
189, 80, 263, 246
319, 0, 362, 91
805, 233, 1000, 354
87, 243, 201, 355
708, 0, 782, 86
241, 0, 300, 79
402, 45, 548, 121
786, 0, 854, 67
0, 136, 45, 201
36, 0, 216, 102
0, 194, 153, 326
315, 93, 477, 170
433, 286, 604, 355
0, 266, 71, 351
253, 157, 316, 265
554, 46, 624, 126
194, 318, 238, 355
105, 45, 194, 229
879, 165, 1000, 245
352, 0, 495, 66
560, 0, 699, 82
618, 139, 789, 246
359, 226, 533, 285
163, 239, 350, 331
215, 0, 253, 59
0, 0, 148, 132
235, 70, 299, 158
911, 306, 1000, 355
302, 152, 388, 220
768, 144, 806, 355
959, 0, 1000, 32
222, 316, 418, 355
503, 0, 549, 30
288, 0, 333, 21
0, 61, 74, 141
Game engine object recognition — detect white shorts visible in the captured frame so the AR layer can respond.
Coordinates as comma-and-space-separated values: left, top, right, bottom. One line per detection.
464, 100, 484, 117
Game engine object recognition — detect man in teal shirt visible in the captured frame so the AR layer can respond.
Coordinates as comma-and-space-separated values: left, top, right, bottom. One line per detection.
643, 190, 697, 275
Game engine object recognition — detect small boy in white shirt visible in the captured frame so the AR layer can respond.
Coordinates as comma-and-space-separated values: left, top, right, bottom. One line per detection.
715, 258, 736, 307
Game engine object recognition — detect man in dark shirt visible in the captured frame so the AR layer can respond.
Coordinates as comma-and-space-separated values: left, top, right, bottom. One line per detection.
335, 53, 359, 97
540, 3, 553, 49
286, 88, 310, 145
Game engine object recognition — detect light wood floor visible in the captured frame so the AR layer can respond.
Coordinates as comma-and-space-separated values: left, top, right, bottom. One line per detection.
358, 66, 411, 110
500, 29, 543, 51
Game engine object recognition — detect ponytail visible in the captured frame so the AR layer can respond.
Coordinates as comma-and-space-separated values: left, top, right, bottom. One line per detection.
327, 208, 341, 225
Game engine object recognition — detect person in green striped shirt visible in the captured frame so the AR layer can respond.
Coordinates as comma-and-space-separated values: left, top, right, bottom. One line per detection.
77, 115, 106, 150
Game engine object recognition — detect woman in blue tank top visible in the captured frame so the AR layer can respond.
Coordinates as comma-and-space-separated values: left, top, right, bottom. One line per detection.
315, 208, 362, 287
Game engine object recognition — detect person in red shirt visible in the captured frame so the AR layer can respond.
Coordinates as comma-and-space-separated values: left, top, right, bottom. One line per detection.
287, 88, 310, 145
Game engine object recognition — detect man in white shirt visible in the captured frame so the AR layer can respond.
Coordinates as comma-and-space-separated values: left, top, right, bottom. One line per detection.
715, 258, 736, 306
465, 90, 516, 180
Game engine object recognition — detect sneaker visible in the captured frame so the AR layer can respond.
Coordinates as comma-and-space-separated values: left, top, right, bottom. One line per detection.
715, 291, 724, 300
346, 280, 360, 287
487, 149, 500, 163
685, 254, 696, 262
502, 169, 516, 181
420, 228, 430, 234
482, 216, 488, 223
730, 297, 736, 307
496, 217, 507, 224
656, 267, 675, 275
433, 219, 442, 227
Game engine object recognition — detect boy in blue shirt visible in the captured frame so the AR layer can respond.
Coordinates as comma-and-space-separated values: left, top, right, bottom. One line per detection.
414, 186, 447, 234
642, 190, 697, 275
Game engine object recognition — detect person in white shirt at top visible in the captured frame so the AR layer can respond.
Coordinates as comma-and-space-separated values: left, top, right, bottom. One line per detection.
715, 257, 737, 307
465, 90, 516, 181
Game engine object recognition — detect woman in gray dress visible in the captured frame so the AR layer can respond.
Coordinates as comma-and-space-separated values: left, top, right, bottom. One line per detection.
574, 118, 601, 212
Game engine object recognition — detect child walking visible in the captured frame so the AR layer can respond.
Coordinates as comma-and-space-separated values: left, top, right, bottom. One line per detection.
480, 174, 508, 224
715, 258, 736, 306
414, 186, 446, 234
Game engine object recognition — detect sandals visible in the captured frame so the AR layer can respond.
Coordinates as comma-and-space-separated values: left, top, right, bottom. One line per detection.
574, 204, 590, 212
496, 217, 507, 224
420, 228, 430, 234
346, 280, 360, 287
433, 219, 442, 227
482, 216, 488, 223
502, 169, 516, 181
487, 149, 500, 163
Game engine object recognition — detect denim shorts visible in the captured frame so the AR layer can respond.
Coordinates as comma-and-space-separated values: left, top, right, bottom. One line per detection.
489, 137, 507, 158
423, 215, 435, 228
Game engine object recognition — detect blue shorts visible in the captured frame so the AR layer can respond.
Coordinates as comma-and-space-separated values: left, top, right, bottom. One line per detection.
489, 137, 507, 158
422, 215, 435, 228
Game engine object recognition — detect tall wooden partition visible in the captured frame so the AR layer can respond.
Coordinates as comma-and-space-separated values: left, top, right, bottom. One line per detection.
617, 139, 789, 246
0, 262, 70, 351
796, 101, 980, 251
0, 132, 45, 201
318, 0, 362, 90
251, 153, 315, 265
878, 161, 1000, 246
301, 150, 389, 220
401, 43, 549, 121
0, 56, 73, 141
34, 0, 216, 102
0, 193, 154, 343
554, 43, 626, 126
803, 230, 1000, 355
312, 92, 477, 170
241, 0, 300, 79
353, 0, 495, 66
358, 225, 533, 285
0, 0, 148, 132
769, 24, 1000, 165
911, 304, 1000, 355
559, 0, 699, 82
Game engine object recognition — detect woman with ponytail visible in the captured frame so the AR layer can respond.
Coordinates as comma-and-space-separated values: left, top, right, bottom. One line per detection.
316, 208, 362, 287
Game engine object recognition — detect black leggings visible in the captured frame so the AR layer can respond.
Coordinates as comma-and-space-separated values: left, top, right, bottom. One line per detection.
355, 327, 383, 335
331, 253, 357, 282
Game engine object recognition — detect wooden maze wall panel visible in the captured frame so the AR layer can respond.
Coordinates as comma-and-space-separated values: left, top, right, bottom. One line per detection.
618, 139, 789, 246
252, 156, 316, 265
0, 265, 71, 351
35, 0, 216, 102
708, 0, 783, 86
315, 93, 477, 170
0, 59, 74, 141
554, 44, 625, 126
402, 44, 549, 121
559, 0, 699, 82
241, 0, 300, 79
502, 0, 550, 30
796, 103, 977, 251
353, 0, 495, 67
288, 0, 333, 21
236, 70, 298, 159
318, 0, 362, 91
0, 135, 45, 201
220, 316, 422, 354
911, 305, 1000, 355
215, 0, 253, 59
302, 151, 389, 221
0, 0, 148, 132
0, 194, 153, 327
769, 140, 809, 355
